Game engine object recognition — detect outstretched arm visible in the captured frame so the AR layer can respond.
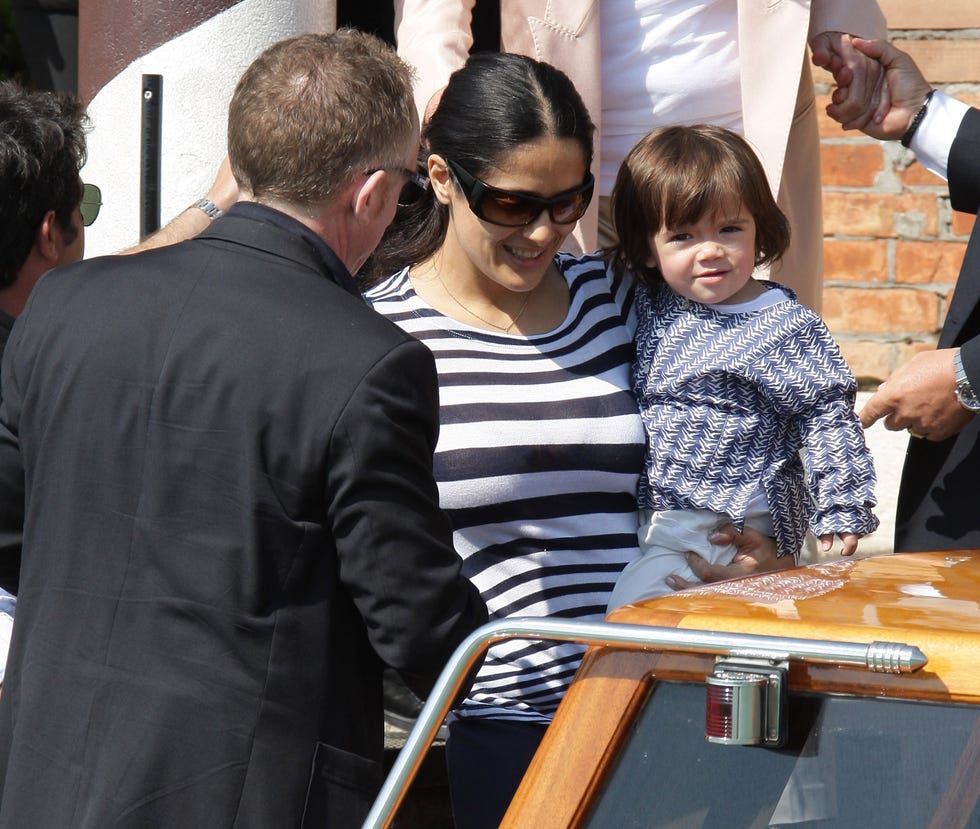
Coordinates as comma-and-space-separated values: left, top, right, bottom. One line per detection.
394, 0, 476, 120
119, 157, 241, 255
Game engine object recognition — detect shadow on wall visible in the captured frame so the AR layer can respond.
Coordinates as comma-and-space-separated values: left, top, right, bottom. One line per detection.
0, 0, 27, 81
4, 0, 76, 91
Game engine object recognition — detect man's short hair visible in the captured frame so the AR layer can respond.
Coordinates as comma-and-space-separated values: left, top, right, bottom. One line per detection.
228, 29, 416, 207
0, 81, 89, 289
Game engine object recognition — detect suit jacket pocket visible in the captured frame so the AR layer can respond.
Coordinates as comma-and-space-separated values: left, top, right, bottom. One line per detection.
300, 741, 383, 828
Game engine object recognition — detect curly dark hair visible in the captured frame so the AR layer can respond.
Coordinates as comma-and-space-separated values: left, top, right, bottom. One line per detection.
0, 80, 89, 289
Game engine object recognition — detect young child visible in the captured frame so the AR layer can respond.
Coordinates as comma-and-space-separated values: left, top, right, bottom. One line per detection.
607, 124, 878, 610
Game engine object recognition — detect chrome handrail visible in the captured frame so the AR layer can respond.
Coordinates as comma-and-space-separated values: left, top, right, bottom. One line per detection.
362, 617, 927, 829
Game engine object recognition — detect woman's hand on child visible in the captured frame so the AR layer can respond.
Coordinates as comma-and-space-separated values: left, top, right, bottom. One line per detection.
665, 525, 794, 590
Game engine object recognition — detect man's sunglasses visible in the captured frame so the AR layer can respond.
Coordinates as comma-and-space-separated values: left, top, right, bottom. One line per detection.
80, 183, 102, 227
446, 159, 594, 227
365, 166, 430, 207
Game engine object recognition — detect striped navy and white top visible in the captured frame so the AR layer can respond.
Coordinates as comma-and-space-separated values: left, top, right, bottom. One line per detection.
366, 252, 645, 722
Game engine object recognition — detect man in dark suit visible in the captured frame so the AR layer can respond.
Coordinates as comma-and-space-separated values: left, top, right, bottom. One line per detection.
0, 81, 95, 617
827, 38, 980, 553
0, 30, 486, 828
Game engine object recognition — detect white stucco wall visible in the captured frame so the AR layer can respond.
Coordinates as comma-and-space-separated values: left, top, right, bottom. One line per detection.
82, 0, 334, 256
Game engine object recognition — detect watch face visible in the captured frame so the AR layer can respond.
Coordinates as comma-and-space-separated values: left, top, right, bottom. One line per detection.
957, 384, 980, 411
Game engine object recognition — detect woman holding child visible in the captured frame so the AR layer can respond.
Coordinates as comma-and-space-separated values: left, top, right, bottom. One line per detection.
362, 52, 790, 829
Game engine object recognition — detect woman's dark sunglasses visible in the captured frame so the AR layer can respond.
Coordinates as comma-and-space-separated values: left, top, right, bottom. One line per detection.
446, 159, 594, 227
80, 183, 102, 227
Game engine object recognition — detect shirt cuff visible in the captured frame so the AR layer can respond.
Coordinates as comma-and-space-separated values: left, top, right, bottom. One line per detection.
0, 596, 15, 686
909, 91, 972, 180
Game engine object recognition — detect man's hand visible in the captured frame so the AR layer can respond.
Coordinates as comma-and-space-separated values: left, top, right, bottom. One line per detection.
811, 32, 887, 132
820, 37, 932, 139
860, 348, 975, 441
665, 524, 794, 591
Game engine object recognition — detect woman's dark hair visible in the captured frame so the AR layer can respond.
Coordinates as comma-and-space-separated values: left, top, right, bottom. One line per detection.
360, 51, 594, 286
608, 124, 790, 288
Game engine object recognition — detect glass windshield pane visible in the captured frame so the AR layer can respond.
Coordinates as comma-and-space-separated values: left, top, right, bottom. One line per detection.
583, 681, 980, 828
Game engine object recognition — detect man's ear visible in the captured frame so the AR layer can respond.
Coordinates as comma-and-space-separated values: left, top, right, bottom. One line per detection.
34, 210, 66, 264
351, 170, 389, 225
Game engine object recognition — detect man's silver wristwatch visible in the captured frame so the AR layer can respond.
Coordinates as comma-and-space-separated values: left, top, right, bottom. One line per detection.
194, 198, 225, 220
953, 349, 980, 411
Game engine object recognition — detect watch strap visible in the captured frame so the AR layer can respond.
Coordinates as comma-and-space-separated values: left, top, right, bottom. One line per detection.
194, 198, 225, 220
954, 349, 980, 411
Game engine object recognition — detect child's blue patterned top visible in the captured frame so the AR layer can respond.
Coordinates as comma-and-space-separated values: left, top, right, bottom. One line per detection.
634, 280, 878, 559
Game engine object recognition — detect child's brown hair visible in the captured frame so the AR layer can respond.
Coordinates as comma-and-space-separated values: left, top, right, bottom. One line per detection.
608, 124, 790, 286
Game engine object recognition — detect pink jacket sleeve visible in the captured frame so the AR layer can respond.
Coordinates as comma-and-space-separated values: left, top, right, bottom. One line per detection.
394, 0, 478, 120
808, 0, 887, 42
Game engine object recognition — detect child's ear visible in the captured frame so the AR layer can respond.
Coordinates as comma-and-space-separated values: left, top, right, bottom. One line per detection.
645, 251, 659, 269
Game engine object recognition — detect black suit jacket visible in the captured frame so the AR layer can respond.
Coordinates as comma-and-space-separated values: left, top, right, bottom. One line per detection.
896, 107, 980, 552
0, 207, 486, 827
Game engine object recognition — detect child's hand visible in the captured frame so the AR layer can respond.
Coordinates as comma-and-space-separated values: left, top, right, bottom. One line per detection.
820, 532, 860, 557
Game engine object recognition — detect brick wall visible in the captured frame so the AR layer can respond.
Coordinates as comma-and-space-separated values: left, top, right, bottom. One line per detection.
815, 1, 980, 384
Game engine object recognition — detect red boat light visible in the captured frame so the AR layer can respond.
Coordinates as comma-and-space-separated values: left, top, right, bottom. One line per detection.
705, 661, 787, 746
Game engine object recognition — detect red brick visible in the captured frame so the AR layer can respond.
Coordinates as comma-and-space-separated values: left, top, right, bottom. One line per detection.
815, 93, 832, 138
823, 192, 938, 238
896, 40, 980, 84
838, 341, 894, 384
834, 335, 944, 383
880, 1, 980, 29
823, 240, 888, 283
896, 341, 940, 363
958, 92, 980, 110
815, 92, 855, 139
835, 340, 939, 385
895, 241, 967, 285
943, 291, 956, 323
820, 143, 884, 187
823, 287, 941, 334
812, 18, 980, 384
898, 161, 946, 189
944, 276, 980, 319
952, 211, 977, 238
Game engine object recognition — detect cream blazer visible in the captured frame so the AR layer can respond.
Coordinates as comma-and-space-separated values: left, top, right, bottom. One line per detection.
394, 0, 887, 311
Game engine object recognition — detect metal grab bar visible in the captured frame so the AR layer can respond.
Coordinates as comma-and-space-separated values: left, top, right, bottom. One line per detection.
362, 617, 927, 829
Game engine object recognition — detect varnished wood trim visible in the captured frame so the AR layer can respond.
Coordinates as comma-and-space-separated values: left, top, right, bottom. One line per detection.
501, 648, 657, 828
